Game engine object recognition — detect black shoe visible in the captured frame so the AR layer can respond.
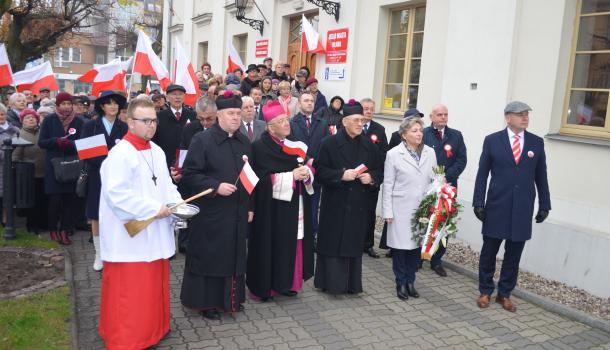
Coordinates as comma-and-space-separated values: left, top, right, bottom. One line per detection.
385, 250, 392, 258
406, 283, 419, 298
238, 304, 244, 312
178, 245, 187, 254
397, 285, 408, 300
364, 247, 380, 258
201, 309, 221, 320
260, 296, 273, 302
431, 265, 448, 277
416, 261, 423, 271
281, 291, 297, 297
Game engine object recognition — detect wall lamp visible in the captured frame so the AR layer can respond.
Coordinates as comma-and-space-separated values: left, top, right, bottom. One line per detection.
235, 0, 264, 35
306, 0, 340, 22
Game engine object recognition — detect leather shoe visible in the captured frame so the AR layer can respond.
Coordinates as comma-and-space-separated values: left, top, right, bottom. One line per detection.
396, 285, 408, 300
201, 309, 221, 320
416, 261, 423, 271
477, 294, 491, 308
385, 250, 392, 258
406, 283, 419, 298
364, 247, 380, 258
281, 291, 297, 297
495, 295, 516, 312
431, 265, 448, 277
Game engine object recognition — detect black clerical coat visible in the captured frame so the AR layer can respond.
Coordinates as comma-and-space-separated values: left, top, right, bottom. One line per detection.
181, 123, 251, 277
246, 132, 314, 297
313, 129, 384, 257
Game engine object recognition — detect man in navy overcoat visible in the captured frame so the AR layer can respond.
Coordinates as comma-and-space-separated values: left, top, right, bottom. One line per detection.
473, 101, 551, 312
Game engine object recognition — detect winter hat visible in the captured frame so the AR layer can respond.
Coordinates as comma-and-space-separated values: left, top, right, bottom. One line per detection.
342, 99, 363, 117
215, 90, 242, 110
19, 108, 40, 123
55, 92, 73, 106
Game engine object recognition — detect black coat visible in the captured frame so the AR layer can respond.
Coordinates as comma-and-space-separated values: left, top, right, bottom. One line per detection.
181, 123, 251, 277
179, 120, 204, 150
388, 131, 401, 150
423, 126, 467, 187
289, 112, 329, 160
80, 116, 128, 219
239, 77, 260, 97
313, 129, 384, 257
246, 132, 314, 297
38, 113, 84, 194
7, 109, 22, 128
364, 120, 389, 159
315, 106, 343, 129
152, 107, 196, 169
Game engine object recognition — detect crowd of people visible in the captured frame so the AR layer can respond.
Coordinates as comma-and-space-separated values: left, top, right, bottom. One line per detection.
0, 57, 550, 350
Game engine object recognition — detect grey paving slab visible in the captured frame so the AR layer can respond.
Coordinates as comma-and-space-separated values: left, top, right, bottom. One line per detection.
67, 231, 610, 349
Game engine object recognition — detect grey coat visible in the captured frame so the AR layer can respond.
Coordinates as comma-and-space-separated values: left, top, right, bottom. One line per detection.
382, 142, 437, 250
239, 119, 266, 142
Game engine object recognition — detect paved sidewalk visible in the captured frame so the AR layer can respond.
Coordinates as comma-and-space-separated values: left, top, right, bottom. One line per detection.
69, 231, 610, 350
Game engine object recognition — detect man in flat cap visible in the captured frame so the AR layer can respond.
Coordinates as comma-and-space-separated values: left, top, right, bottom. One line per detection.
291, 69, 308, 97
153, 84, 196, 169
305, 78, 327, 114
473, 101, 550, 312
313, 99, 384, 295
180, 90, 252, 320
34, 87, 51, 110
240, 64, 261, 97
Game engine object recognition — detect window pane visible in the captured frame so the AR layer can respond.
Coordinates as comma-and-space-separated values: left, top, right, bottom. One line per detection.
61, 48, 69, 61
384, 84, 403, 109
408, 85, 419, 108
576, 15, 610, 51
412, 32, 424, 58
388, 35, 407, 59
390, 10, 409, 34
72, 48, 81, 62
581, 0, 610, 14
572, 53, 610, 88
567, 90, 608, 127
409, 59, 421, 84
385, 60, 405, 84
414, 7, 426, 31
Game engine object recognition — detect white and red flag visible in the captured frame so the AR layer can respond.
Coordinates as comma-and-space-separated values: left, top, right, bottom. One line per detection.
239, 155, 259, 195
75, 134, 109, 160
0, 43, 13, 87
282, 139, 308, 159
227, 41, 246, 73
78, 58, 129, 96
145, 79, 151, 95
173, 41, 200, 106
355, 164, 368, 175
13, 61, 59, 94
301, 14, 325, 54
133, 30, 170, 91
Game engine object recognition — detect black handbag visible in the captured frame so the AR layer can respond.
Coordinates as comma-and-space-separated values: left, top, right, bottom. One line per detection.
51, 155, 82, 183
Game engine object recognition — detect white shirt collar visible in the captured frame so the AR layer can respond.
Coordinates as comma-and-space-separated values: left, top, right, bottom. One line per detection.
507, 128, 524, 140
243, 120, 253, 127
170, 106, 182, 115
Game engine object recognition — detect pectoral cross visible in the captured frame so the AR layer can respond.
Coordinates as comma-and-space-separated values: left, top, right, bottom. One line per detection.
152, 175, 157, 186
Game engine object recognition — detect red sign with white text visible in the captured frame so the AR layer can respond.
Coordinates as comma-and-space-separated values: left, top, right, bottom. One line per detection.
255, 39, 269, 58
326, 28, 348, 64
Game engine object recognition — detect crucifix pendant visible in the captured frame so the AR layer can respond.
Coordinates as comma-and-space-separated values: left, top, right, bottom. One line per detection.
152, 175, 157, 186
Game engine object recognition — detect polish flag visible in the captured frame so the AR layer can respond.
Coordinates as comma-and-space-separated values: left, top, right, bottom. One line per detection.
282, 139, 308, 159
239, 155, 259, 195
133, 30, 170, 91
13, 61, 59, 94
355, 164, 368, 175
78, 58, 128, 96
174, 149, 188, 169
0, 43, 13, 87
301, 15, 325, 54
173, 41, 200, 106
75, 134, 108, 160
227, 41, 245, 73
145, 79, 151, 95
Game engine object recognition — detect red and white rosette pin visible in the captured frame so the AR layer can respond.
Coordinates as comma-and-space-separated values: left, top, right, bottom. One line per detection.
68, 128, 76, 135
527, 151, 534, 158
443, 144, 453, 158
329, 125, 337, 135
370, 134, 378, 143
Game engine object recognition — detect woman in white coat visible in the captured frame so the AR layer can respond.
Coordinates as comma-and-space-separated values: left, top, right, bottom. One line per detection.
382, 117, 437, 300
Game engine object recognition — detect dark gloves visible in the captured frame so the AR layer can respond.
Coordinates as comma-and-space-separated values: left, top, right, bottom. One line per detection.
474, 207, 486, 222
56, 137, 70, 150
535, 210, 549, 223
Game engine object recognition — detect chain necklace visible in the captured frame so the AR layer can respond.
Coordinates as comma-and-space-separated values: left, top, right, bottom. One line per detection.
138, 149, 158, 186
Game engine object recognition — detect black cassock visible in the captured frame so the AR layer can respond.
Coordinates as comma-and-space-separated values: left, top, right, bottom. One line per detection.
179, 123, 251, 313
313, 129, 384, 294
247, 132, 314, 298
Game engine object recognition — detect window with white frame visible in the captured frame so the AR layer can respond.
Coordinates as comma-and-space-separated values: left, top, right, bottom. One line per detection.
233, 34, 248, 64
54, 47, 82, 67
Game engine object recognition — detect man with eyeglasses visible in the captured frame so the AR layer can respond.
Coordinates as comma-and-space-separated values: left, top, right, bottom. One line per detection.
313, 99, 384, 295
421, 104, 467, 276
153, 84, 197, 170
98, 98, 183, 350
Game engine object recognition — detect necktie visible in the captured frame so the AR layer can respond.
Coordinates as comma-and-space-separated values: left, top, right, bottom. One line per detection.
363, 124, 368, 135
175, 111, 181, 121
436, 129, 443, 140
512, 134, 521, 164
247, 122, 254, 140
306, 117, 311, 129
255, 106, 259, 116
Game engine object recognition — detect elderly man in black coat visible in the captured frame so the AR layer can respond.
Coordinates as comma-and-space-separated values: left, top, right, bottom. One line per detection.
152, 84, 196, 169
180, 91, 252, 320
313, 100, 384, 295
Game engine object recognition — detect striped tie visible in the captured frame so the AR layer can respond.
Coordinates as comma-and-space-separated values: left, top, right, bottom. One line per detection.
512, 134, 521, 164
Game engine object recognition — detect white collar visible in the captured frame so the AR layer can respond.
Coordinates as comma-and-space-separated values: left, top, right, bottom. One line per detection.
243, 119, 254, 126
170, 106, 183, 115
507, 128, 524, 140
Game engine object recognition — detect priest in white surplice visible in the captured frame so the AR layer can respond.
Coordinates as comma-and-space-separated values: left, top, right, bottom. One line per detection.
98, 98, 182, 350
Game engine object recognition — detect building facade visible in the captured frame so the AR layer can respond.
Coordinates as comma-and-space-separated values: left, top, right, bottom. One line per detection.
163, 0, 610, 298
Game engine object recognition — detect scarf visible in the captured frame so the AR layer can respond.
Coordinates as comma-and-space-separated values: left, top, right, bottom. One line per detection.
278, 95, 292, 114
57, 109, 76, 132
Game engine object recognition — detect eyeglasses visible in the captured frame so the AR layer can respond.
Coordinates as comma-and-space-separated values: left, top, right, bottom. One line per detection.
132, 118, 158, 126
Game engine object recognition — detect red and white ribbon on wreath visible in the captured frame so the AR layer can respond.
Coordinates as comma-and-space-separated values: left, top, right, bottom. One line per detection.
421, 183, 457, 260
444, 144, 453, 158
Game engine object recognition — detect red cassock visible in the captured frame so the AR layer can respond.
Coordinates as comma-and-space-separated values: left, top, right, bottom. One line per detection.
99, 259, 170, 350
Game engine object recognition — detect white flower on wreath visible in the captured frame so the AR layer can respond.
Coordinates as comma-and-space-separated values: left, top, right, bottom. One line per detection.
418, 217, 430, 224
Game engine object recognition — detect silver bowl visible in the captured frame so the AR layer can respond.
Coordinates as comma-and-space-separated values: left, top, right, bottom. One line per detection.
167, 203, 200, 220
